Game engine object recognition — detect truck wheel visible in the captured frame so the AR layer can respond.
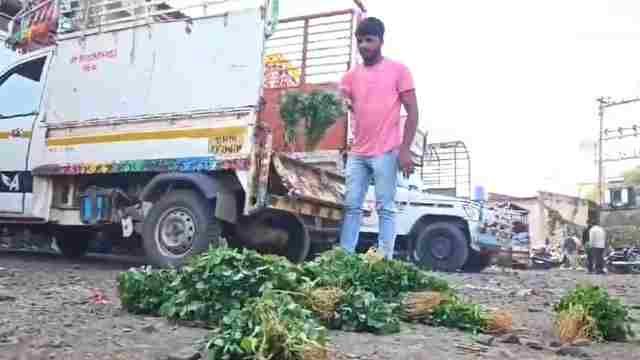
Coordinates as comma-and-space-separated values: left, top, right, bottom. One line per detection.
414, 222, 469, 272
53, 228, 92, 258
462, 249, 492, 272
234, 209, 310, 263
142, 190, 221, 268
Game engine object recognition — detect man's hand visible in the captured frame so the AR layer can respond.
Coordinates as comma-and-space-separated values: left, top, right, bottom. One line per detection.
399, 147, 414, 178
399, 89, 419, 178
343, 98, 353, 112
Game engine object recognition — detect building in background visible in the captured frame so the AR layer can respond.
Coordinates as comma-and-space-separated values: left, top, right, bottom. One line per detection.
598, 176, 640, 248
489, 191, 595, 251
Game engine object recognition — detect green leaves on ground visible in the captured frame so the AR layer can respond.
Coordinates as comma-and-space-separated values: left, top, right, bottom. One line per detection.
158, 249, 303, 323
429, 296, 489, 333
117, 266, 177, 315
304, 248, 450, 300
117, 247, 493, 359
335, 289, 401, 335
207, 292, 327, 360
555, 284, 634, 341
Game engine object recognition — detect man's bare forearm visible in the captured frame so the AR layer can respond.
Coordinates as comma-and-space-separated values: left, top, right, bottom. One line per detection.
401, 107, 418, 151
400, 90, 419, 151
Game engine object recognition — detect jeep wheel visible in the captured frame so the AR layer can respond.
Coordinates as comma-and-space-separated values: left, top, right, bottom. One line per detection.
414, 222, 469, 272
142, 190, 221, 268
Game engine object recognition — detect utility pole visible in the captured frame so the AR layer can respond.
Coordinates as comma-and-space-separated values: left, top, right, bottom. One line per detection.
595, 96, 640, 207
597, 97, 605, 207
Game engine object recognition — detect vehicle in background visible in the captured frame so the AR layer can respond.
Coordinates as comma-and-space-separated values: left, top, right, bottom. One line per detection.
355, 138, 494, 272
473, 200, 530, 269
606, 247, 640, 274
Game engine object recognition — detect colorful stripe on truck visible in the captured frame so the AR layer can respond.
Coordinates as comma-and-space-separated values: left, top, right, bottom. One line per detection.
0, 131, 33, 140
32, 156, 251, 176
46, 126, 247, 154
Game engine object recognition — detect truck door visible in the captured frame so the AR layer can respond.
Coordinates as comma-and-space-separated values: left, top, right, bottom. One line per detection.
0, 55, 47, 213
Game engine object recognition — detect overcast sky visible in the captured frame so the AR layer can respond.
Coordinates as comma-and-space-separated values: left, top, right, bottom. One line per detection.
280, 0, 640, 197
281, 0, 640, 198
353, 0, 640, 197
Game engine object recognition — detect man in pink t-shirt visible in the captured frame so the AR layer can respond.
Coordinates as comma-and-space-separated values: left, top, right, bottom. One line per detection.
339, 17, 419, 259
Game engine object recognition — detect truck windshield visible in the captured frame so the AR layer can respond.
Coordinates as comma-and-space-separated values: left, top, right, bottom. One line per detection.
0, 56, 45, 117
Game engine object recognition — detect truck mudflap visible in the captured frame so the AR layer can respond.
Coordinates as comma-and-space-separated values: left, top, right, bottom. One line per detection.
266, 154, 345, 221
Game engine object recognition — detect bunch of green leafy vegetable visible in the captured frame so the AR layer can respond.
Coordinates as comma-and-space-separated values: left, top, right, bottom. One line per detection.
333, 289, 401, 335
302, 248, 450, 301
117, 246, 495, 344
554, 284, 634, 341
207, 291, 328, 360
159, 248, 306, 323
117, 266, 178, 315
428, 296, 489, 333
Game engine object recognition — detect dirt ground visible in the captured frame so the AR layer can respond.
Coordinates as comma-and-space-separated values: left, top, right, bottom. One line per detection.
1, 250, 639, 360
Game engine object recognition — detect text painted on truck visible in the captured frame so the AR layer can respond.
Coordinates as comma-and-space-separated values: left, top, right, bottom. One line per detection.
70, 49, 118, 72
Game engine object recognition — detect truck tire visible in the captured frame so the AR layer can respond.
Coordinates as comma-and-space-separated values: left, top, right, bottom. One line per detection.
414, 222, 469, 272
234, 209, 310, 263
462, 249, 492, 272
53, 228, 92, 259
142, 190, 221, 268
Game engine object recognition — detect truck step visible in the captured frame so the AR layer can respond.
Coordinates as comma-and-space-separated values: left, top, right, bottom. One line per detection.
0, 214, 47, 224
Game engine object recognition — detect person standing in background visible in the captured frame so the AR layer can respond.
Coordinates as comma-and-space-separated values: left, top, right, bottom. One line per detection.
588, 221, 607, 274
339, 17, 419, 260
562, 234, 578, 269
582, 224, 592, 272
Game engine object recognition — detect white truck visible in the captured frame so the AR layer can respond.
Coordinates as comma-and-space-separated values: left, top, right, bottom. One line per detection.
0, 0, 492, 271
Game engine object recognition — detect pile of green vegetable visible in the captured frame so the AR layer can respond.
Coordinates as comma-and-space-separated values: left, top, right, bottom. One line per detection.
554, 284, 635, 342
208, 292, 328, 360
117, 247, 495, 359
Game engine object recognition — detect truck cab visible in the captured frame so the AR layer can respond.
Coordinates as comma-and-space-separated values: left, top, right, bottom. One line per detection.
0, 48, 48, 215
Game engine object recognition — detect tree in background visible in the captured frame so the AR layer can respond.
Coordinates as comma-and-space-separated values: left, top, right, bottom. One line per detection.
623, 167, 640, 186
280, 91, 344, 152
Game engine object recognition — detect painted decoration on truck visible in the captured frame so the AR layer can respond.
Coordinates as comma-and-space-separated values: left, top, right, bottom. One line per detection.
208, 131, 247, 155
32, 156, 251, 176
263, 54, 301, 89
0, 130, 32, 139
47, 126, 248, 150
262, 83, 348, 153
279, 90, 345, 152
0, 171, 33, 193
5, 0, 58, 53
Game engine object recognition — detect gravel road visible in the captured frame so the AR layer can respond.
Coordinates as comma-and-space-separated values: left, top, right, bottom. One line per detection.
1, 250, 638, 360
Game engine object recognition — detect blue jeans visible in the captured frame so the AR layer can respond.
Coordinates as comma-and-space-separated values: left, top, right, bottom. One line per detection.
340, 149, 399, 259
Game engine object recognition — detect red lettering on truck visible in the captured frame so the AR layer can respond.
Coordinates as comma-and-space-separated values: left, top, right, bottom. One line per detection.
70, 49, 118, 72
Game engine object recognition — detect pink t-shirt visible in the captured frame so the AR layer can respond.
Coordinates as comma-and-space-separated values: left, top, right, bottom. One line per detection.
340, 58, 415, 156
